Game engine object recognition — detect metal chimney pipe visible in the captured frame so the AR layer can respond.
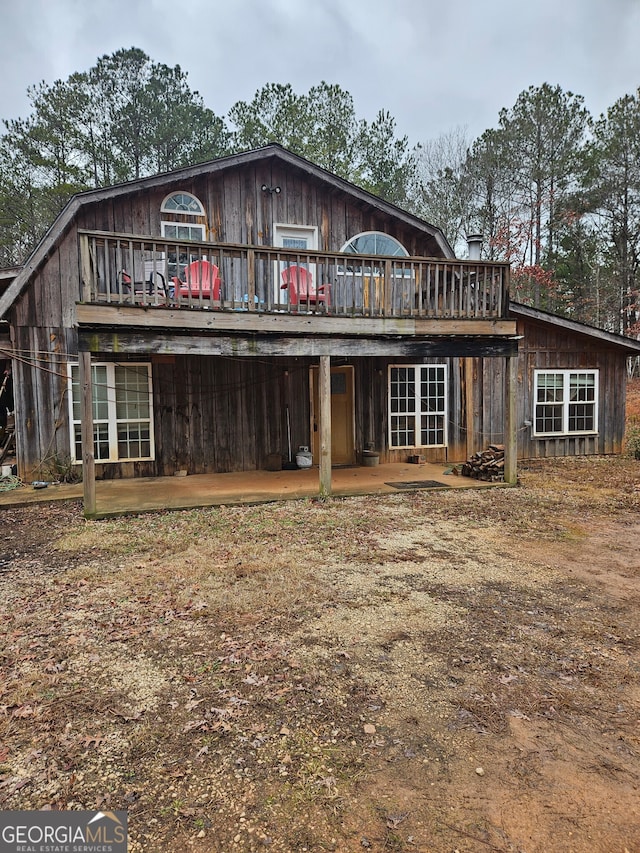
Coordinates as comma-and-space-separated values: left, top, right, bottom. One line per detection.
466, 234, 483, 261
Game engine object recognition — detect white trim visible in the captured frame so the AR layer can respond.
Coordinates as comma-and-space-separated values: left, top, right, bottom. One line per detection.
388, 364, 448, 449
160, 221, 206, 241
532, 369, 599, 437
273, 224, 319, 306
160, 222, 206, 283
273, 223, 319, 250
340, 231, 409, 257
68, 362, 155, 463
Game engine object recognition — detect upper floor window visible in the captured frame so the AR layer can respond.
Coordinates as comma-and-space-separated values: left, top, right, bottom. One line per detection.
341, 232, 409, 258
161, 222, 206, 242
161, 192, 205, 215
161, 191, 206, 241
533, 370, 598, 436
160, 192, 207, 280
339, 232, 411, 312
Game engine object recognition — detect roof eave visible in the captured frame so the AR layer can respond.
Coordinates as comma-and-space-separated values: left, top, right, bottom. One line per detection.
510, 301, 640, 354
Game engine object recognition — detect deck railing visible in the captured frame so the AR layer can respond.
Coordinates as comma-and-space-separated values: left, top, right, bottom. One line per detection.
79, 230, 510, 320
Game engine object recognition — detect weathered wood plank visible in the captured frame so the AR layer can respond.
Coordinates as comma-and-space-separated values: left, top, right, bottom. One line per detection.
76, 303, 517, 338
78, 330, 519, 359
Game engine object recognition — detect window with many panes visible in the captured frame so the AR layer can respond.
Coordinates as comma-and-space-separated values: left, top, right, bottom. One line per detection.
533, 370, 598, 436
341, 232, 409, 259
68, 363, 154, 463
388, 365, 447, 448
160, 192, 206, 281
161, 192, 205, 215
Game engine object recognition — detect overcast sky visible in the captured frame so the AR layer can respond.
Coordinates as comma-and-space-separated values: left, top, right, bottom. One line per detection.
1, 0, 639, 147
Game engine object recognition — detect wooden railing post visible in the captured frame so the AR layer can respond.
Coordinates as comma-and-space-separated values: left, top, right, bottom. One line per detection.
246, 248, 256, 309
79, 234, 93, 302
384, 259, 392, 315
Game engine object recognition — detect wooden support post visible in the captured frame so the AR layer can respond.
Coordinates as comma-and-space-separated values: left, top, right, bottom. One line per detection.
79, 350, 96, 517
504, 354, 518, 485
464, 357, 476, 458
318, 355, 332, 497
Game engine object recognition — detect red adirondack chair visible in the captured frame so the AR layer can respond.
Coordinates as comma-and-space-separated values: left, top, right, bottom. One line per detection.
280, 265, 329, 308
174, 260, 220, 300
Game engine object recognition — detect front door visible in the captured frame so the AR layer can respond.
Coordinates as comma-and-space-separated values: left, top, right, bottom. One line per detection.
310, 365, 355, 466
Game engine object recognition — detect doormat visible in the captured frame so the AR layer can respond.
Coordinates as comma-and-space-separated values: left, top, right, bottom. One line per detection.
385, 480, 449, 490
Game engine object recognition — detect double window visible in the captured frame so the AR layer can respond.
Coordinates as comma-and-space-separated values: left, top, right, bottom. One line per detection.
389, 365, 447, 448
68, 363, 154, 463
533, 370, 598, 436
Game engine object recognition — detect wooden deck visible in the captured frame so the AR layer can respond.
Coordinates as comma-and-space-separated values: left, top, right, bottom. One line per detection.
79, 230, 510, 322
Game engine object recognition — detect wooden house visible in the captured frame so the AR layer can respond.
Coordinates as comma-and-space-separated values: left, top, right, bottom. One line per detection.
0, 144, 637, 514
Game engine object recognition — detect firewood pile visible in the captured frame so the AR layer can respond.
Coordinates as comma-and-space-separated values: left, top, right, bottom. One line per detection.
461, 444, 505, 481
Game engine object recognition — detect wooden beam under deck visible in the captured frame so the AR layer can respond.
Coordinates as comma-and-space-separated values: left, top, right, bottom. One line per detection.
79, 329, 519, 359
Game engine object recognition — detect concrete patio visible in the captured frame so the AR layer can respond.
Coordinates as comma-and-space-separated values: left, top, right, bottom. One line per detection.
0, 461, 503, 518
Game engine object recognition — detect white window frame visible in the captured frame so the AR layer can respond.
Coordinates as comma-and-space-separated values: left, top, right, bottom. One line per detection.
533, 369, 599, 437
273, 224, 318, 305
68, 362, 155, 463
388, 364, 448, 449
160, 221, 207, 284
160, 222, 206, 242
341, 231, 409, 262
338, 232, 412, 312
274, 223, 318, 251
160, 192, 207, 284
161, 191, 205, 215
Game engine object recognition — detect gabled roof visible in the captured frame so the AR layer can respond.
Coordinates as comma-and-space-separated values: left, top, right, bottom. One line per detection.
509, 301, 640, 354
0, 144, 454, 319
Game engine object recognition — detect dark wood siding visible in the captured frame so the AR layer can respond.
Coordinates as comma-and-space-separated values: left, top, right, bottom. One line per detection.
72, 162, 441, 257
472, 317, 628, 459
126, 355, 299, 477
11, 325, 77, 478
11, 321, 630, 479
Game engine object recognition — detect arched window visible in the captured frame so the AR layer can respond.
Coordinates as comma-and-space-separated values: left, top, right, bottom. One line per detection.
337, 232, 412, 312
161, 192, 205, 215
160, 192, 207, 281
341, 232, 409, 258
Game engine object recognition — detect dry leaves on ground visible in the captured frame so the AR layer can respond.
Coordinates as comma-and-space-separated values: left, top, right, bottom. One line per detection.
1, 455, 640, 852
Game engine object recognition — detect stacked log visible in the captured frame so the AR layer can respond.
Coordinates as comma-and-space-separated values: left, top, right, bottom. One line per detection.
461, 444, 505, 481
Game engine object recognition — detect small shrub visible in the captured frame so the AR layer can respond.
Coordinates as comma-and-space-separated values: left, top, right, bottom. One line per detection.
35, 453, 82, 483
624, 420, 640, 459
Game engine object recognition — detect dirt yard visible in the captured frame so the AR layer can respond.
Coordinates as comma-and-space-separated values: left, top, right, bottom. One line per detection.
2, 439, 640, 850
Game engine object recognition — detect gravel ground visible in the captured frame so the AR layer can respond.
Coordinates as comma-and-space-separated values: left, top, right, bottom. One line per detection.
1, 452, 640, 852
